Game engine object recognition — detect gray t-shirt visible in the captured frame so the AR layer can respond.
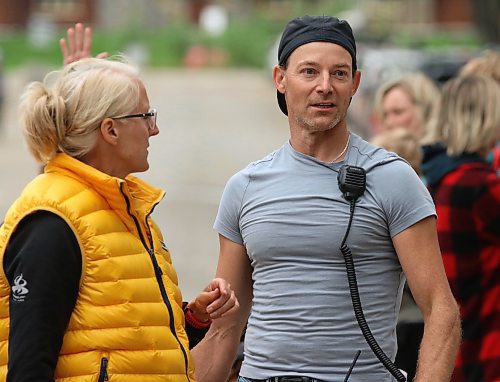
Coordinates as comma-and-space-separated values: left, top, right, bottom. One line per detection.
214, 133, 435, 381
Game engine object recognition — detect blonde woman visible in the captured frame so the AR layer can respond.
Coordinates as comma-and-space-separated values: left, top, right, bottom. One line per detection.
0, 58, 238, 381
428, 75, 500, 382
460, 50, 500, 173
460, 50, 500, 83
374, 72, 441, 141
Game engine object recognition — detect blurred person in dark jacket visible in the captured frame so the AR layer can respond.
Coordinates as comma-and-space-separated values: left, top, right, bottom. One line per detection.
427, 75, 500, 382
424, 51, 500, 179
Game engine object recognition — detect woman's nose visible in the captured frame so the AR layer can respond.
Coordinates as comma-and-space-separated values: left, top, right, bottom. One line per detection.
149, 124, 160, 136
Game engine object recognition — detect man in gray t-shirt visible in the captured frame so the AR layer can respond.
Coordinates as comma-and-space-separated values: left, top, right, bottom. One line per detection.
193, 15, 460, 382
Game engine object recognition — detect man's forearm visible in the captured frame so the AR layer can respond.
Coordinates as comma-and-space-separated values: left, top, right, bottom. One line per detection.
414, 304, 461, 382
191, 322, 242, 382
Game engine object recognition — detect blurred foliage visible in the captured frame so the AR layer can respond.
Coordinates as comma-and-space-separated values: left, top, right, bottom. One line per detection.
0, 32, 63, 68
0, 11, 483, 71
0, 17, 283, 70
391, 30, 482, 50
204, 18, 283, 67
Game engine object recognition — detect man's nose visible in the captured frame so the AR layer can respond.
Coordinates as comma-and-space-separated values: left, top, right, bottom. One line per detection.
317, 73, 333, 93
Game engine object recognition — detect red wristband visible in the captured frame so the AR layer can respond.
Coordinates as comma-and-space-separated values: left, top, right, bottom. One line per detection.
184, 307, 212, 329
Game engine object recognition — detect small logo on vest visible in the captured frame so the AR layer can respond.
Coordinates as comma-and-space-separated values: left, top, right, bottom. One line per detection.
12, 274, 29, 302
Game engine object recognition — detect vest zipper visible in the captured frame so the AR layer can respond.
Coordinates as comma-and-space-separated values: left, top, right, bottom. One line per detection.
120, 184, 191, 381
98, 357, 109, 382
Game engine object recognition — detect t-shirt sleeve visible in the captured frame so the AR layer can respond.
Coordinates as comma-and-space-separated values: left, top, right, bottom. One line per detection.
4, 211, 81, 382
373, 160, 436, 237
213, 170, 250, 245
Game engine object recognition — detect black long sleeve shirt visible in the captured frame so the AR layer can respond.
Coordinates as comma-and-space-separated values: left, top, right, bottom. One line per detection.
5, 211, 80, 381
4, 211, 207, 382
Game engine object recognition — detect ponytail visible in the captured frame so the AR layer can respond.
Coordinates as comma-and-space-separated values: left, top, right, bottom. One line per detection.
19, 81, 67, 164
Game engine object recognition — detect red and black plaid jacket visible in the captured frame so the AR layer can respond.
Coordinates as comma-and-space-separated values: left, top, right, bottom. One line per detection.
428, 161, 500, 382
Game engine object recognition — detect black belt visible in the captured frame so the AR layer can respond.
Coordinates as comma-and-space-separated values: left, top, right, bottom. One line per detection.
245, 377, 324, 382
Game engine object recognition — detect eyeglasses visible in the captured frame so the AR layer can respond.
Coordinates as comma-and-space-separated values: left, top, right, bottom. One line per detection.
112, 108, 157, 130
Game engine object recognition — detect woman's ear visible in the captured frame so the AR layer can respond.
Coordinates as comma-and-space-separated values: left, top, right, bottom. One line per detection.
100, 118, 119, 145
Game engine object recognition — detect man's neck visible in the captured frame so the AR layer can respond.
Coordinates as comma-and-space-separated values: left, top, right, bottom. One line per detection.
289, 126, 351, 163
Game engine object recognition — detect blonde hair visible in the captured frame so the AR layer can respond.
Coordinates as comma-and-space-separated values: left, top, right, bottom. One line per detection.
375, 72, 441, 140
424, 52, 500, 146
19, 57, 140, 164
439, 75, 500, 157
460, 50, 500, 84
371, 127, 423, 174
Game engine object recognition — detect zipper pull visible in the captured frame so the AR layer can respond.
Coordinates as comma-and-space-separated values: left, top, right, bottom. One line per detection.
149, 249, 163, 275
98, 357, 109, 382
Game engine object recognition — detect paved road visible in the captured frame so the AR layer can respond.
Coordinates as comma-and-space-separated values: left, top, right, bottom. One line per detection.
0, 67, 289, 300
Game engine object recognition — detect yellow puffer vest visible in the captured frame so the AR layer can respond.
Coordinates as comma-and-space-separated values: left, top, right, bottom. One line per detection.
0, 154, 196, 381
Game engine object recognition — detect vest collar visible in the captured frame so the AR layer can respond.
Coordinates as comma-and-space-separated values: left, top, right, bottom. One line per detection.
45, 153, 165, 214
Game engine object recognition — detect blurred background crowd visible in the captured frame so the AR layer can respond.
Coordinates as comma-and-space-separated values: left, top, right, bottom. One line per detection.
0, 0, 498, 135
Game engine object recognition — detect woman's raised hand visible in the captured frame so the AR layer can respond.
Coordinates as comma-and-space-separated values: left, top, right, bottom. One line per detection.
59, 22, 108, 65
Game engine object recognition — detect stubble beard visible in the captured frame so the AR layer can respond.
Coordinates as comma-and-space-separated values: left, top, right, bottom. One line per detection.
295, 109, 343, 133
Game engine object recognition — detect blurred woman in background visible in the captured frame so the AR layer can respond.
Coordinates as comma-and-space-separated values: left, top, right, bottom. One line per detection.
459, 50, 500, 174
374, 71, 441, 141
429, 74, 499, 382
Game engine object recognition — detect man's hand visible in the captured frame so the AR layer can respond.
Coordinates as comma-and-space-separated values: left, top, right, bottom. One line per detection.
187, 278, 239, 322
59, 23, 108, 65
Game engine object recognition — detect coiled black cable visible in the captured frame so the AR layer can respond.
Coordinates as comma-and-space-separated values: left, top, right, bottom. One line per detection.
340, 200, 406, 382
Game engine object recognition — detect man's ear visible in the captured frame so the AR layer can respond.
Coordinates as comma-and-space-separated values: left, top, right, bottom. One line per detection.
100, 118, 119, 145
351, 70, 362, 96
273, 65, 286, 94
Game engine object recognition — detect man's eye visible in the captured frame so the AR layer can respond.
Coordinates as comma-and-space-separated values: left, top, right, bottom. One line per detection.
303, 68, 316, 75
334, 70, 348, 77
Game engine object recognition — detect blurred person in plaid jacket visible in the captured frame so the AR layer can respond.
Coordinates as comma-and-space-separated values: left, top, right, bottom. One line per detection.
459, 50, 500, 175
426, 74, 500, 382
